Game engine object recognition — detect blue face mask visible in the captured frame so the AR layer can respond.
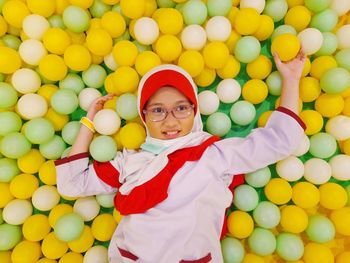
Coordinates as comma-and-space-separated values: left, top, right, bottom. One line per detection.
140, 142, 169, 155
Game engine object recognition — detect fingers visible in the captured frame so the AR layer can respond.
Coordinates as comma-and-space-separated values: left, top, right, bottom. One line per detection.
272, 51, 283, 69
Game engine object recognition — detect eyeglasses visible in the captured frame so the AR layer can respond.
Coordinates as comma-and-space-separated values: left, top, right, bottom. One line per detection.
143, 104, 194, 122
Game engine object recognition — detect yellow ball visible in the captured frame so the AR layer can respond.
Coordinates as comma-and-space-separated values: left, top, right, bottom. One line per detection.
257, 110, 272, 127
242, 79, 268, 104
43, 28, 71, 55
69, 0, 93, 9
177, 50, 204, 77
292, 182, 320, 209
310, 56, 337, 80
0, 15, 8, 37
41, 232, 69, 260
246, 55, 272, 80
66, 30, 86, 45
0, 183, 14, 208
64, 44, 91, 71
56, 0, 69, 15
303, 243, 334, 263
144, 0, 157, 17
157, 8, 183, 35
135, 51, 161, 76
103, 96, 118, 110
112, 40, 138, 66
9, 173, 39, 199
111, 66, 139, 93
59, 252, 83, 263
343, 97, 350, 117
37, 84, 59, 105
227, 210, 254, 239
216, 55, 241, 79
101, 11, 126, 38
286, 0, 304, 8
11, 240, 41, 263
91, 213, 117, 241
48, 204, 73, 228
264, 178, 292, 205
0, 46, 22, 74
299, 110, 324, 135
225, 30, 241, 54
227, 6, 239, 25
336, 252, 350, 263
2, 0, 30, 28
38, 160, 57, 186
319, 183, 348, 210
271, 34, 301, 62
330, 207, 350, 236
299, 77, 321, 102
103, 0, 120, 4
284, 5, 311, 32
37, 258, 57, 263
0, 251, 11, 263
302, 56, 311, 77
341, 86, 350, 98
68, 226, 94, 253
113, 208, 123, 223
120, 0, 146, 19
203, 41, 230, 69
234, 8, 261, 35
39, 54, 68, 81
242, 253, 265, 263
45, 108, 69, 131
155, 34, 182, 62
194, 67, 216, 87
104, 74, 120, 95
112, 129, 124, 151
254, 15, 274, 41
342, 138, 350, 155
315, 93, 344, 118
22, 214, 51, 242
17, 149, 45, 174
27, 0, 55, 17
86, 29, 112, 56
120, 122, 146, 149
280, 205, 308, 233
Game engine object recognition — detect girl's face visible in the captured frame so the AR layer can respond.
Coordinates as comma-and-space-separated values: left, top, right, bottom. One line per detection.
144, 86, 195, 140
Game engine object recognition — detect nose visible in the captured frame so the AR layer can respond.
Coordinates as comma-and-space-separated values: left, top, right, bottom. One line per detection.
163, 110, 179, 126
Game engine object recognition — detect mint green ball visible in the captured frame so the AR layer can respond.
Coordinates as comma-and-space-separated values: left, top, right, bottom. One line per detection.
234, 36, 261, 63
320, 67, 350, 94
0, 73, 4, 82
306, 215, 335, 243
51, 88, 79, 115
116, 93, 138, 120
310, 9, 338, 32
96, 193, 115, 208
54, 213, 84, 242
90, 0, 112, 18
271, 25, 297, 41
248, 228, 276, 256
205, 112, 231, 137
266, 71, 282, 96
0, 132, 31, 159
245, 167, 271, 188
0, 224, 22, 250
0, 0, 6, 13
233, 184, 259, 211
39, 135, 66, 160
221, 237, 245, 263
2, 35, 21, 50
133, 40, 151, 52
0, 158, 20, 183
335, 48, 350, 71
113, 30, 131, 43
230, 100, 256, 126
309, 132, 337, 159
263, 0, 288, 22
0, 209, 3, 224
61, 146, 72, 158
182, 0, 207, 25
175, 3, 186, 12
82, 65, 107, 88
62, 121, 80, 145
0, 82, 18, 109
206, 0, 231, 17
305, 0, 331, 13
0, 112, 22, 136
63, 5, 90, 33
253, 201, 281, 229
157, 0, 176, 8
48, 15, 66, 29
59, 73, 85, 94
276, 233, 304, 261
89, 135, 117, 162
24, 117, 55, 144
314, 32, 338, 56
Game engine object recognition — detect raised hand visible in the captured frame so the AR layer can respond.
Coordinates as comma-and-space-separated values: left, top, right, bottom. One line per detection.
87, 93, 116, 119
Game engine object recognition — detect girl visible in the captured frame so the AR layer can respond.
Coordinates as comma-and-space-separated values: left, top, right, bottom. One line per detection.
55, 50, 306, 263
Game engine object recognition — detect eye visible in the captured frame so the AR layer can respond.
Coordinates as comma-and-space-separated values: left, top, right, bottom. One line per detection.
176, 105, 191, 112
150, 107, 164, 114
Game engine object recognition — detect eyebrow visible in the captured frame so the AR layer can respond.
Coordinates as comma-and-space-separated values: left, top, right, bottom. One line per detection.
147, 100, 190, 107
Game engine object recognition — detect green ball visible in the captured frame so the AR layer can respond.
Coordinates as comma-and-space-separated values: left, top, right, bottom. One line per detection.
82, 65, 107, 88
0, 73, 5, 82
245, 167, 271, 188
314, 32, 338, 56
157, 0, 176, 8
0, 111, 22, 136
2, 34, 21, 50
0, 209, 3, 224
266, 71, 282, 96
0, 224, 22, 250
175, 3, 186, 12
0, 132, 31, 159
306, 215, 335, 243
230, 100, 256, 126
221, 237, 245, 263
116, 93, 138, 120
335, 48, 350, 71
59, 73, 85, 94
89, 135, 117, 162
0, 157, 20, 183
61, 146, 72, 158
205, 112, 231, 137
62, 121, 80, 145
54, 212, 84, 242
310, 9, 338, 32
39, 135, 66, 160
234, 36, 261, 63
253, 201, 281, 229
0, 82, 18, 109
248, 228, 276, 256
48, 15, 66, 29
113, 30, 131, 43
320, 67, 350, 94
96, 193, 115, 208
0, 0, 6, 13
305, 0, 331, 13
233, 184, 259, 211
182, 0, 207, 25
263, 0, 288, 22
51, 88, 79, 115
24, 117, 55, 144
271, 25, 297, 41
206, 0, 231, 16
309, 132, 337, 159
276, 233, 304, 261
111, 4, 130, 25
89, 0, 112, 18
133, 40, 151, 52
63, 5, 90, 33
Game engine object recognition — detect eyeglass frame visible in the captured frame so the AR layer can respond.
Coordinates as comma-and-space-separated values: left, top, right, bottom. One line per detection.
142, 104, 195, 122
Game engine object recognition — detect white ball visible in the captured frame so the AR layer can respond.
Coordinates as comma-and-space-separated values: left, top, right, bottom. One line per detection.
12, 68, 41, 94
83, 245, 108, 263
3, 199, 33, 225
298, 28, 323, 55
31, 185, 60, 211
134, 17, 159, 45
93, 109, 121, 135
74, 196, 100, 221
276, 156, 304, 181
181, 24, 207, 50
78, 88, 102, 111
331, 0, 350, 16
96, 193, 116, 208
216, 78, 241, 104
19, 39, 47, 66
329, 154, 350, 181
304, 158, 332, 185
198, 90, 220, 115
17, 93, 48, 119
205, 16, 231, 42
336, 24, 350, 49
104, 52, 118, 71
325, 115, 350, 141
22, 14, 50, 40
292, 133, 310, 157
240, 0, 266, 13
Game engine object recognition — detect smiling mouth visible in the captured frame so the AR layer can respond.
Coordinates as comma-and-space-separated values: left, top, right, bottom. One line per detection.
163, 130, 181, 138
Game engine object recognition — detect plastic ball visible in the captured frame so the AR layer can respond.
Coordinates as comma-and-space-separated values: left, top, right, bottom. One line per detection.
254, 14, 274, 41
0, 46, 21, 75
234, 36, 261, 63
18, 39, 47, 66
22, 14, 50, 40
297, 28, 323, 55
111, 66, 140, 93
0, 224, 21, 250
276, 156, 304, 181
78, 88, 102, 112
86, 29, 113, 57
155, 34, 182, 62
271, 25, 297, 40
266, 71, 282, 96
194, 67, 216, 87
48, 204, 73, 228
180, 24, 207, 50
51, 89, 78, 115
335, 48, 350, 71
216, 79, 241, 104
336, 24, 350, 49
177, 50, 204, 77
93, 109, 121, 135
319, 182, 348, 210
0, 111, 22, 136
202, 41, 229, 68
264, 178, 292, 205
284, 5, 311, 32
253, 201, 280, 229
280, 205, 308, 234
310, 9, 338, 32
63, 5, 90, 33
315, 32, 338, 56
303, 158, 331, 185
271, 34, 301, 61
45, 108, 69, 132
329, 154, 350, 181
156, 7, 183, 35
64, 44, 92, 71
10, 173, 39, 199
134, 17, 159, 45
292, 133, 310, 157
336, 252, 350, 263
54, 212, 84, 242
3, 199, 32, 225
0, 82, 17, 109
233, 184, 259, 212
2, 0, 30, 28
247, 55, 272, 80
326, 115, 350, 140
68, 225, 94, 253
96, 193, 115, 208
24, 117, 55, 144
234, 8, 260, 35
216, 55, 241, 79
115, 93, 138, 120
276, 233, 304, 261
303, 243, 334, 263
292, 181, 320, 209
1, 132, 31, 159
304, 0, 331, 12
242, 253, 264, 263
230, 100, 256, 126
299, 77, 320, 103
227, 210, 254, 239
240, 0, 265, 13
248, 228, 276, 256
91, 213, 117, 241
0, 182, 15, 208
263, 0, 288, 22
22, 214, 51, 242
89, 135, 117, 162
242, 79, 268, 104
83, 246, 108, 263
221, 237, 245, 263
309, 132, 337, 158
17, 93, 48, 120
0, 158, 20, 183
119, 122, 146, 149
39, 54, 68, 81
61, 121, 79, 146
59, 74, 85, 95
245, 167, 271, 188
120, 0, 145, 19
306, 214, 335, 243
42, 28, 71, 55
198, 90, 220, 115
112, 40, 138, 66
101, 11, 126, 38
41, 232, 68, 259
205, 112, 231, 137
39, 135, 66, 159
299, 110, 324, 135
330, 207, 350, 236
331, 0, 350, 16
31, 185, 60, 211
73, 197, 100, 222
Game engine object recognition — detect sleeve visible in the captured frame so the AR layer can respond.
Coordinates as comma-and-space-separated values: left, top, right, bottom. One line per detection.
54, 152, 122, 197
211, 107, 306, 177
